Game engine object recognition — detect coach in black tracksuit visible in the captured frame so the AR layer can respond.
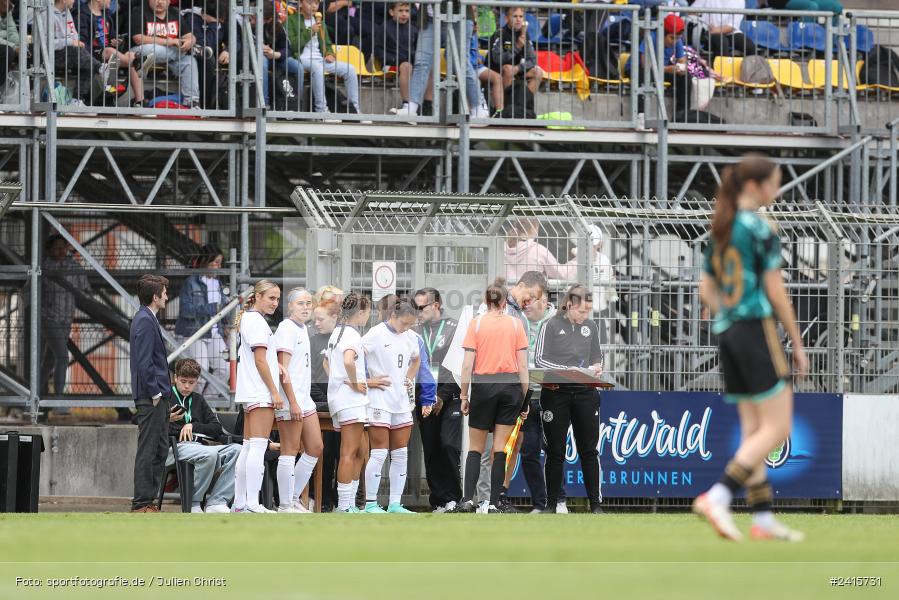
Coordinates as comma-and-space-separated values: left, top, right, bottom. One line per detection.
534, 284, 605, 514
414, 287, 463, 511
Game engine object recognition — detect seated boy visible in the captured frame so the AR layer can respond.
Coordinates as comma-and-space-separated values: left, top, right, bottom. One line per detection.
54, 0, 110, 103
488, 7, 543, 95
167, 358, 240, 513
287, 0, 360, 117
471, 21, 502, 117
77, 0, 145, 106
373, 2, 416, 109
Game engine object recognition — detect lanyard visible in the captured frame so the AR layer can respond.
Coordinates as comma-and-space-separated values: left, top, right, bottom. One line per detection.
172, 387, 192, 424
422, 320, 446, 358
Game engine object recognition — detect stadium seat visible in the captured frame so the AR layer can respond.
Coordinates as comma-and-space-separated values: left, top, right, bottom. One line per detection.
156, 436, 195, 513
741, 20, 787, 53
590, 52, 632, 86
526, 13, 562, 47
770, 59, 818, 91
855, 25, 875, 54
744, 0, 759, 8
714, 56, 776, 89
333, 45, 383, 77
788, 22, 831, 54
808, 59, 869, 91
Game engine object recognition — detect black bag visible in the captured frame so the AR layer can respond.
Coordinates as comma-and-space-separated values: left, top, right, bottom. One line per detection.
272, 75, 303, 112
323, 79, 358, 114
584, 18, 631, 80
859, 45, 899, 88
789, 111, 818, 127
499, 80, 536, 119
673, 108, 726, 125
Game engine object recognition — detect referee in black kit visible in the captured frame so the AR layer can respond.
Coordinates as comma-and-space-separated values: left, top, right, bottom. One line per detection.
534, 284, 605, 514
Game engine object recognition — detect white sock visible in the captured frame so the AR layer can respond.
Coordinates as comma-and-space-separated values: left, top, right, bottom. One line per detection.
389, 447, 408, 505
192, 501, 201, 510
364, 449, 388, 502
276, 455, 295, 509
245, 438, 268, 509
752, 511, 776, 528
337, 481, 353, 511
408, 101, 419, 113
233, 441, 249, 509
292, 453, 319, 505
351, 479, 360, 506
707, 482, 733, 507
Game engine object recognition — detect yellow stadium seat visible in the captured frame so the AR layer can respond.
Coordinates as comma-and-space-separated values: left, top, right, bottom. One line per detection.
715, 57, 775, 89
333, 45, 383, 77
589, 52, 631, 86
808, 59, 869, 91
770, 59, 817, 91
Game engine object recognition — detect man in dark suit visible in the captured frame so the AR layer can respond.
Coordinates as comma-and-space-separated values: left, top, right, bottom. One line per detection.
130, 274, 172, 513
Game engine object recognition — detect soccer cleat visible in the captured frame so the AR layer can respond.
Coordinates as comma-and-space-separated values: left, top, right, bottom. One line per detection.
486, 505, 501, 514
204, 504, 230, 514
289, 501, 312, 514
191, 505, 204, 514
450, 500, 476, 513
750, 522, 805, 542
230, 506, 247, 513
590, 502, 605, 514
245, 504, 275, 514
333, 506, 354, 513
387, 503, 415, 514
529, 508, 543, 514
692, 493, 743, 542
498, 497, 519, 513
277, 505, 305, 514
348, 506, 361, 514
363, 502, 387, 514
476, 501, 490, 514
555, 501, 569, 514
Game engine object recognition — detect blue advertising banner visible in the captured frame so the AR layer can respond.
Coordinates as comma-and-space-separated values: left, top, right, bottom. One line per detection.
507, 392, 842, 499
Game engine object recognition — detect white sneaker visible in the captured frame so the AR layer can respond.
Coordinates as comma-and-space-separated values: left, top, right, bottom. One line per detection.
393, 104, 417, 116
190, 505, 204, 513
636, 112, 648, 132
277, 505, 304, 514
555, 501, 569, 514
476, 500, 490, 514
530, 508, 543, 514
433, 500, 457, 514
290, 501, 312, 514
204, 504, 230, 514
245, 504, 275, 514
692, 493, 743, 542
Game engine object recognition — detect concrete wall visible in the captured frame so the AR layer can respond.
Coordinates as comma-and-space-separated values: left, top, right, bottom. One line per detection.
842, 394, 899, 501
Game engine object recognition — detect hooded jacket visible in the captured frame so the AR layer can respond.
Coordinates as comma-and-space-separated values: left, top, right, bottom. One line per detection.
504, 239, 576, 282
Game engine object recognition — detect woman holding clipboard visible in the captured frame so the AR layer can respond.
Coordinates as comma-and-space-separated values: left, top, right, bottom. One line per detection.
534, 284, 605, 514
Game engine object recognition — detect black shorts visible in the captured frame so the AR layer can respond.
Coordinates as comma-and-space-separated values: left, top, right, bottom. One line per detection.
718, 318, 791, 403
469, 382, 524, 431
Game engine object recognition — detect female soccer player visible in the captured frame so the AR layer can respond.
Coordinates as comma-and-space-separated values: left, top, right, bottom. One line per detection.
232, 280, 282, 513
455, 283, 530, 514
534, 284, 604, 514
361, 299, 421, 514
324, 293, 386, 512
272, 288, 322, 513
694, 155, 809, 542
310, 299, 341, 510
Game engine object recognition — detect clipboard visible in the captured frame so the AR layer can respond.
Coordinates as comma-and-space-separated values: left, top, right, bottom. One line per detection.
529, 367, 615, 389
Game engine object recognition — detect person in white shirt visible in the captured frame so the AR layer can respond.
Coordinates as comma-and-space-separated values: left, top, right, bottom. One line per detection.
271, 288, 321, 513
324, 293, 386, 512
690, 0, 756, 59
361, 298, 421, 514
232, 280, 283, 514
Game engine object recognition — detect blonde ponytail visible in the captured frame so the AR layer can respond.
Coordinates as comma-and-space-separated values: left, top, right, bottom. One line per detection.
234, 279, 279, 330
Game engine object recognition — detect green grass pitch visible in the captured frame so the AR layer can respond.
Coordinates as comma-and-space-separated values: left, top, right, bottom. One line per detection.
1, 512, 897, 599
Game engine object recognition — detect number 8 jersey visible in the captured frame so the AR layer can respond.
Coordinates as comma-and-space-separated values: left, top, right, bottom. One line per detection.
362, 322, 419, 414
703, 209, 782, 335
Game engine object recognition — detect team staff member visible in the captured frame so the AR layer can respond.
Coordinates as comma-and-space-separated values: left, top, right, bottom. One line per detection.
456, 283, 530, 514
414, 287, 463, 513
694, 155, 808, 542
534, 284, 605, 514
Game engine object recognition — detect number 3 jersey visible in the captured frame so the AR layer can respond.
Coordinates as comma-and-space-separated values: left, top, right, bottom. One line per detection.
362, 322, 419, 414
270, 319, 314, 413
703, 209, 782, 335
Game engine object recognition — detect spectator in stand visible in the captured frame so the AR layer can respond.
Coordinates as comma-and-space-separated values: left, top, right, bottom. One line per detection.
471, 19, 503, 117
288, 0, 360, 117
322, 0, 360, 46
128, 0, 201, 108
488, 6, 543, 96
638, 14, 690, 118
504, 217, 576, 283
179, 0, 230, 109
763, 0, 842, 21
78, 0, 146, 106
54, 0, 113, 104
166, 358, 239, 513
259, 0, 303, 109
372, 2, 417, 109
690, 0, 756, 59
174, 246, 229, 395
40, 235, 90, 403
0, 0, 20, 84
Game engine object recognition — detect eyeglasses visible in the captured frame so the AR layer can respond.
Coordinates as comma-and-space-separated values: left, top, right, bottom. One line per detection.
415, 302, 435, 311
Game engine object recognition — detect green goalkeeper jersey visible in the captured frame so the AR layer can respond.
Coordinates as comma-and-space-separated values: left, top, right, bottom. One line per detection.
703, 209, 783, 335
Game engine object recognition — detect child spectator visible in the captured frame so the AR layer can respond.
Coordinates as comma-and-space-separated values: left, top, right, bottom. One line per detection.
0, 0, 20, 84
322, 0, 360, 46
287, 0, 360, 117
54, 0, 111, 103
128, 0, 201, 108
179, 0, 230, 109
77, 0, 145, 106
638, 14, 690, 116
470, 21, 502, 117
167, 358, 240, 514
489, 7, 543, 96
373, 2, 417, 109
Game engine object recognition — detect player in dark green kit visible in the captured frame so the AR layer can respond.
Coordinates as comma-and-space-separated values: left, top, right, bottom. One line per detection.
693, 155, 809, 543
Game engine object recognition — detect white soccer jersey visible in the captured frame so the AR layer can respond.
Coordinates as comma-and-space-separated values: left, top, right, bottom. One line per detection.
361, 322, 419, 414
272, 319, 315, 414
235, 310, 277, 404
326, 325, 368, 413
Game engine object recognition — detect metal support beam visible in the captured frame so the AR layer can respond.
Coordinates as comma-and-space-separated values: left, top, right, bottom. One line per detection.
58, 147, 95, 203
510, 158, 536, 198
101, 147, 139, 205
187, 149, 223, 207
28, 207, 40, 422
144, 149, 181, 205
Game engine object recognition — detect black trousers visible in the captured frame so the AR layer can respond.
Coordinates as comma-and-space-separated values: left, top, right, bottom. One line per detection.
415, 395, 463, 508
318, 430, 340, 510
541, 387, 601, 506
520, 398, 548, 509
706, 32, 756, 60
132, 396, 169, 509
